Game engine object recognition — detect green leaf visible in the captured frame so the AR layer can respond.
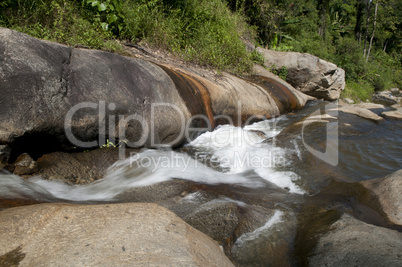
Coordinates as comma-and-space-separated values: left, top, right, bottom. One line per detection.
91, 1, 99, 7
101, 22, 109, 30
112, 0, 122, 13
107, 14, 118, 24
99, 2, 107, 12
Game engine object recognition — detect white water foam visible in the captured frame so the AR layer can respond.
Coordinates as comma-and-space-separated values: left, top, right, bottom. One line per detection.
188, 118, 305, 194
234, 210, 284, 245
0, 150, 263, 202
0, 117, 304, 202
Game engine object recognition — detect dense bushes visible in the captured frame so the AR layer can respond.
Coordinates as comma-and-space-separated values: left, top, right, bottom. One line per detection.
1, 0, 400, 100
0, 0, 122, 51
0, 0, 257, 73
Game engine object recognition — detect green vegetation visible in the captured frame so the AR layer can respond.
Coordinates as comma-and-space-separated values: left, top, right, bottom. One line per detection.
100, 139, 127, 148
227, 0, 401, 101
269, 65, 288, 81
0, 0, 256, 73
0, 0, 400, 100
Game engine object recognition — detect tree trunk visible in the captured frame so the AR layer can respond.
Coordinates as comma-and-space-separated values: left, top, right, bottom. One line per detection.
366, 2, 378, 63
363, 0, 371, 58
383, 39, 389, 52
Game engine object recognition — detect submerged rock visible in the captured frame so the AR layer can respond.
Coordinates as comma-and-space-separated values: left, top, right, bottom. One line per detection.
257, 48, 345, 101
0, 203, 234, 266
309, 214, 402, 267
361, 169, 402, 225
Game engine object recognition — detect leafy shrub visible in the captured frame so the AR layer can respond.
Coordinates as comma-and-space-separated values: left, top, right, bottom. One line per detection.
334, 37, 366, 81
250, 49, 265, 65
270, 65, 288, 81
122, 0, 255, 73
341, 81, 374, 102
84, 0, 126, 36
1, 0, 122, 51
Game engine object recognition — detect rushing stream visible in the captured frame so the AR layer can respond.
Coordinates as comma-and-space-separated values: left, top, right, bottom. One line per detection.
1, 100, 401, 264
1, 100, 401, 206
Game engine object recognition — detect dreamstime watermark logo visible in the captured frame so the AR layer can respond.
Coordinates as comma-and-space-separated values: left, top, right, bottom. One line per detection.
63, 101, 339, 167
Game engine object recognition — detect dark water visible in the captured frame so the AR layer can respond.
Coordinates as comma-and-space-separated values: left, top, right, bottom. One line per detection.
337, 121, 402, 180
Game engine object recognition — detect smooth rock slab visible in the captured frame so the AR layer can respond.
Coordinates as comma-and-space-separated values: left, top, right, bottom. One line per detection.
382, 110, 402, 120
354, 103, 387, 115
336, 106, 384, 122
309, 214, 402, 267
361, 169, 402, 225
0, 203, 234, 266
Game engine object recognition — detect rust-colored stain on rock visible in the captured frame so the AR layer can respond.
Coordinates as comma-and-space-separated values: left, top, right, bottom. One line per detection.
251, 75, 299, 113
158, 65, 215, 129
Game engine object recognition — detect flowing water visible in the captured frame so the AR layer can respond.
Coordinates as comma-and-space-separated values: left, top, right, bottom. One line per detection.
1, 101, 401, 264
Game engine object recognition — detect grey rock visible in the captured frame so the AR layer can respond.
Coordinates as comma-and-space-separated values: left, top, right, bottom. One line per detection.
382, 110, 402, 120
183, 200, 241, 244
12, 153, 38, 175
257, 48, 345, 101
33, 148, 138, 184
354, 103, 387, 115
231, 209, 297, 267
0, 203, 234, 266
361, 169, 402, 225
343, 98, 354, 104
391, 88, 401, 96
336, 105, 384, 122
372, 91, 398, 106
0, 27, 311, 158
0, 145, 10, 164
0, 27, 191, 149
309, 214, 402, 267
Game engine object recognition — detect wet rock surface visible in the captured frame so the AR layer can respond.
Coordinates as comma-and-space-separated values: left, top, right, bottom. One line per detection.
382, 107, 402, 120
309, 214, 402, 267
231, 209, 298, 267
31, 148, 138, 184
361, 169, 402, 225
354, 102, 388, 114
0, 203, 234, 266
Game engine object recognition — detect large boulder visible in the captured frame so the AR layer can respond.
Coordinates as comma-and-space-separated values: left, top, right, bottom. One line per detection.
257, 48, 345, 100
309, 214, 402, 267
30, 147, 138, 184
361, 169, 402, 225
231, 209, 298, 266
0, 203, 234, 266
0, 27, 191, 157
0, 28, 311, 162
